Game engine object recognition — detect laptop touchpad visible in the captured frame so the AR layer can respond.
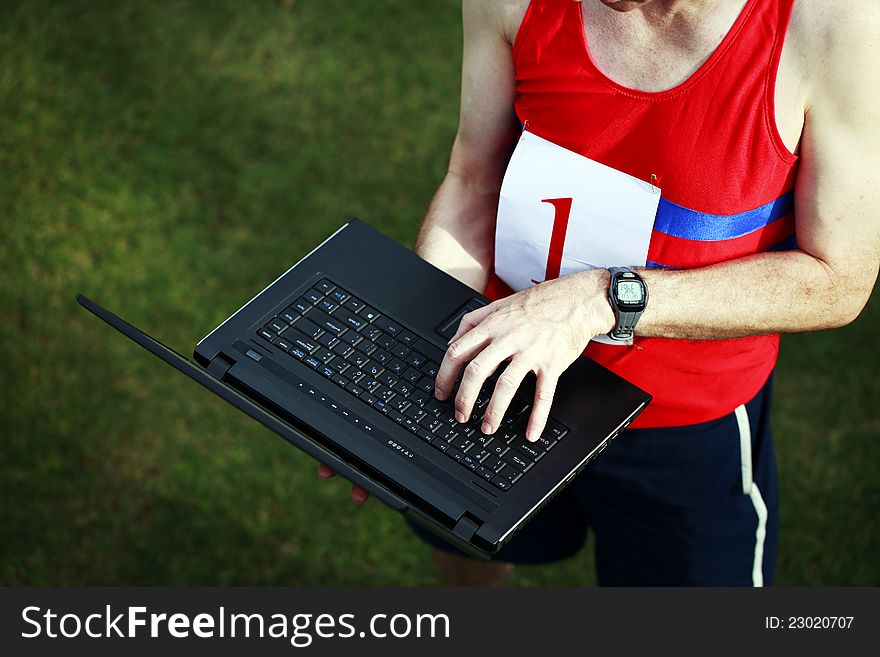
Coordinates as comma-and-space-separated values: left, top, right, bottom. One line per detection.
435, 298, 488, 341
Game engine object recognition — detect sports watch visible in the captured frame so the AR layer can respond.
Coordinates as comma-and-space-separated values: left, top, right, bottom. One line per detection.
606, 267, 648, 342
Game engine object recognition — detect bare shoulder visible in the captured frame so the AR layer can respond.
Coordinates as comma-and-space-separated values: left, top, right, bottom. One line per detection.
788, 0, 880, 111
464, 0, 531, 46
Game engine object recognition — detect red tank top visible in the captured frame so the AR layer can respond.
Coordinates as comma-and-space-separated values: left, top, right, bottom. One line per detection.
485, 0, 799, 428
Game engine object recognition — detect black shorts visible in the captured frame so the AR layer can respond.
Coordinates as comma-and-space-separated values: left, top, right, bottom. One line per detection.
408, 372, 779, 586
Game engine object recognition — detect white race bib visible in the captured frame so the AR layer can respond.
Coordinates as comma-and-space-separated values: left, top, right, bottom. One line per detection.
495, 130, 660, 345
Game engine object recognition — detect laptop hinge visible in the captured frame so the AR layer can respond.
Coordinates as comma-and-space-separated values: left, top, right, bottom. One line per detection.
207, 353, 235, 380
452, 513, 482, 542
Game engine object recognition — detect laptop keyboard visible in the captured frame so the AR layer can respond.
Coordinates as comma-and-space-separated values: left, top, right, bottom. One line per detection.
256, 277, 568, 491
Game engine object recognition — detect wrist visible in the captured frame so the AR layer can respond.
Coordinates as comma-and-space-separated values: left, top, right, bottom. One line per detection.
575, 269, 615, 338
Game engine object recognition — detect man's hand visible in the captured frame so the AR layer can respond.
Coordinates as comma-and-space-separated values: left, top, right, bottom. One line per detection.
434, 269, 615, 442
316, 464, 370, 504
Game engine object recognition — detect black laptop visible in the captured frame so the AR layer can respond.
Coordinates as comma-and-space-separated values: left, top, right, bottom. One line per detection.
78, 219, 650, 559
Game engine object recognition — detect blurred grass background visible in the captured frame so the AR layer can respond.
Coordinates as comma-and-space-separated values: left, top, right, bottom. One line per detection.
1, 0, 877, 586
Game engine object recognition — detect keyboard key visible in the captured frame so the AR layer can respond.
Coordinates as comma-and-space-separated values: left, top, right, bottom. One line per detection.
461, 454, 479, 471
360, 306, 380, 322
398, 331, 417, 346
329, 288, 350, 303
345, 369, 365, 383
387, 359, 406, 374
388, 410, 406, 424
289, 346, 307, 360
376, 334, 395, 350
360, 376, 379, 391
445, 447, 464, 462
313, 348, 334, 363
482, 454, 503, 472
417, 429, 434, 444
318, 332, 338, 348
356, 339, 377, 355
296, 318, 323, 340
545, 421, 568, 441
359, 391, 378, 405
499, 465, 523, 483
333, 342, 354, 358
334, 307, 366, 331
503, 450, 532, 472
379, 371, 397, 387
304, 288, 323, 304
343, 297, 365, 313
507, 398, 529, 418
316, 279, 335, 294
527, 433, 555, 450
375, 316, 401, 336
490, 442, 509, 457
471, 448, 490, 462
340, 332, 361, 348
287, 330, 320, 354
365, 363, 383, 377
490, 475, 511, 491
266, 318, 287, 334
433, 440, 449, 453
331, 359, 349, 373
405, 352, 426, 368
347, 351, 369, 368
514, 441, 543, 460
416, 377, 435, 394
289, 298, 311, 314
333, 374, 348, 387
414, 338, 445, 363
476, 466, 494, 481
452, 435, 473, 452
405, 405, 426, 422
371, 399, 390, 414
278, 308, 299, 324
391, 397, 410, 412
318, 298, 338, 313
421, 361, 439, 378
345, 383, 362, 396
309, 310, 347, 337
409, 389, 429, 407
391, 344, 410, 359
257, 327, 275, 342
372, 349, 391, 364
420, 416, 443, 433
364, 326, 383, 342
319, 365, 335, 378
424, 398, 444, 416
402, 418, 420, 433
392, 380, 414, 397
303, 356, 321, 369
376, 386, 395, 402
402, 368, 421, 384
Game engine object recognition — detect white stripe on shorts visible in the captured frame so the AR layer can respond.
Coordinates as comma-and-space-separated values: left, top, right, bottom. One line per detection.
734, 404, 767, 587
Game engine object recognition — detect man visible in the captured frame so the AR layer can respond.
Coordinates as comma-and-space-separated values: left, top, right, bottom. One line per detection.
319, 0, 879, 585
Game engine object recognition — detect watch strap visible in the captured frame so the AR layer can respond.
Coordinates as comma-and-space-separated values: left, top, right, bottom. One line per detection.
607, 267, 646, 342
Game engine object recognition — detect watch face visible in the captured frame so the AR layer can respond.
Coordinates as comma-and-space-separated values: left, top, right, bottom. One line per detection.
617, 280, 644, 304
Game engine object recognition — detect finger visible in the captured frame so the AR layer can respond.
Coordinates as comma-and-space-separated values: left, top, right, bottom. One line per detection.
454, 341, 513, 423
351, 485, 369, 504
481, 359, 530, 434
317, 463, 336, 479
447, 304, 495, 345
434, 324, 491, 400
525, 370, 559, 442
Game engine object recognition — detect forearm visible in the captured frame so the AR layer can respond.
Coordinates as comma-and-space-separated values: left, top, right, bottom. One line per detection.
415, 166, 498, 292
632, 249, 876, 340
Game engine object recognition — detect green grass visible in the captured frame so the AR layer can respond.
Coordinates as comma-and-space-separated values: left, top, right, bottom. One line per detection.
1, 0, 877, 586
